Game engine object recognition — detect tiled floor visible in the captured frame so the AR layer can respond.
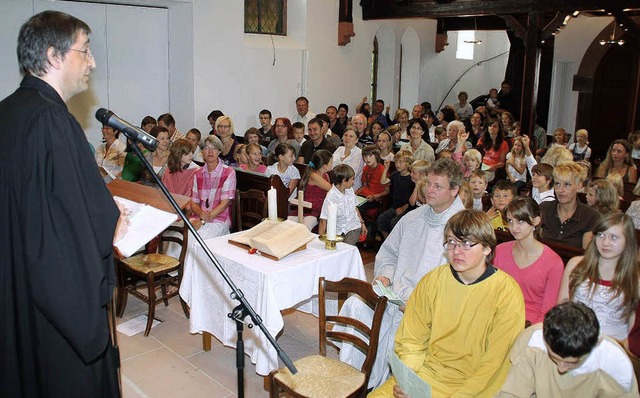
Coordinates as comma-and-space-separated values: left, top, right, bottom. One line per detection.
118, 247, 377, 397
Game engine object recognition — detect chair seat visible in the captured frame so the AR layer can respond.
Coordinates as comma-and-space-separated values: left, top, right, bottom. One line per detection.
121, 253, 180, 273
273, 354, 365, 398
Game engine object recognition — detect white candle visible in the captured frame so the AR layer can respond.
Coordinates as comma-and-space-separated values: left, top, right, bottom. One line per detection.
327, 203, 337, 240
268, 187, 277, 221
297, 190, 304, 223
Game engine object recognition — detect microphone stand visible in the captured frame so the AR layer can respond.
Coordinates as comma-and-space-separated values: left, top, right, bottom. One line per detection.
127, 141, 297, 398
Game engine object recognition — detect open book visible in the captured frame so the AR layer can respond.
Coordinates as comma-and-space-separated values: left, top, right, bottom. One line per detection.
228, 219, 315, 260
113, 196, 178, 258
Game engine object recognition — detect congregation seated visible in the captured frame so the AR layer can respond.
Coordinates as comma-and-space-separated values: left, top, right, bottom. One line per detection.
539, 162, 600, 249
266, 117, 300, 158
189, 135, 236, 239
558, 212, 639, 341
331, 127, 364, 191
288, 150, 333, 231
141, 125, 171, 186
297, 117, 337, 164
161, 138, 199, 197
596, 139, 638, 184
369, 209, 525, 397
335, 158, 465, 389
94, 124, 125, 180
494, 197, 564, 325
498, 301, 638, 397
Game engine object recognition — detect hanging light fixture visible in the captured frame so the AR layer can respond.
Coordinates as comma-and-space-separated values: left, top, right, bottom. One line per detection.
600, 22, 625, 45
464, 17, 482, 45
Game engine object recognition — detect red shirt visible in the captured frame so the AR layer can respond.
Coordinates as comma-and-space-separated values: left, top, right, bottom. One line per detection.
359, 163, 386, 197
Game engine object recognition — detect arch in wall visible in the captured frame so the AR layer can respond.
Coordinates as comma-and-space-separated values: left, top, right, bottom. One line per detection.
400, 26, 420, 111
575, 21, 639, 160
374, 25, 397, 107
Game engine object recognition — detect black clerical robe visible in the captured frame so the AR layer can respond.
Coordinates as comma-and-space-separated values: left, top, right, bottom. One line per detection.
0, 76, 120, 397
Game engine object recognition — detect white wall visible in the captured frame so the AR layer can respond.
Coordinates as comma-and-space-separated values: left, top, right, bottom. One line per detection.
548, 15, 613, 136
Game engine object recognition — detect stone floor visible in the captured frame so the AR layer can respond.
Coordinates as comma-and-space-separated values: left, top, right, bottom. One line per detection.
118, 246, 377, 397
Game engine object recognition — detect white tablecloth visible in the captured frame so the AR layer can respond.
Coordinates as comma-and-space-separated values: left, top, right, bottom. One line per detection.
179, 233, 366, 375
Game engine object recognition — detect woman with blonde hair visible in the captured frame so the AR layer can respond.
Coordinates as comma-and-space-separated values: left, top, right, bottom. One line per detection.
215, 115, 240, 166
586, 179, 619, 216
596, 139, 638, 184
557, 212, 639, 340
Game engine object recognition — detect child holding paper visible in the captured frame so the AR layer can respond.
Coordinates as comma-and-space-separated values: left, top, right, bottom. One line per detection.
318, 164, 367, 245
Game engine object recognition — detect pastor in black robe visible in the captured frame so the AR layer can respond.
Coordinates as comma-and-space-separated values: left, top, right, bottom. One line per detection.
0, 76, 120, 397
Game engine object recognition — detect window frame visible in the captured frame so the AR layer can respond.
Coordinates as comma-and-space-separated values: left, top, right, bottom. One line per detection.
244, 0, 287, 36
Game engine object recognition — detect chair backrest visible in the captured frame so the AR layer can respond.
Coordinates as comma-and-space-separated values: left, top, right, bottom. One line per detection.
235, 189, 267, 231
318, 277, 388, 382
157, 223, 189, 265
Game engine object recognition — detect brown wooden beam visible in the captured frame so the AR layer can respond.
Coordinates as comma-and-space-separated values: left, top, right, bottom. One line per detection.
501, 15, 526, 42
520, 11, 541, 136
362, 0, 640, 20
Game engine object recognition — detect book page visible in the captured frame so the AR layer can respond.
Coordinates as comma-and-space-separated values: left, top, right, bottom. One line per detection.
388, 352, 431, 398
113, 196, 178, 258
230, 220, 314, 259
373, 280, 406, 306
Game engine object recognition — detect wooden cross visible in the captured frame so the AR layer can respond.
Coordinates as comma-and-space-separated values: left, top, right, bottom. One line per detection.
289, 190, 312, 224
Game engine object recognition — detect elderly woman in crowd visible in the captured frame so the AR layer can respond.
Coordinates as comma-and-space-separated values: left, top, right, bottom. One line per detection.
332, 127, 364, 191
190, 135, 236, 239
436, 120, 470, 155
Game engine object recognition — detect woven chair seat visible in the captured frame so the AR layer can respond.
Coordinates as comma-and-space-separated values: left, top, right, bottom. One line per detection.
121, 253, 179, 274
273, 355, 364, 398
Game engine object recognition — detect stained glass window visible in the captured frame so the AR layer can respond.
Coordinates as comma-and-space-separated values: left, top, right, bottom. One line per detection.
245, 0, 286, 35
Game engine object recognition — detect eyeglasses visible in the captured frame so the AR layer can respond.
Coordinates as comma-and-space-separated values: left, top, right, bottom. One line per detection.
443, 240, 479, 251
217, 125, 231, 129
202, 145, 219, 151
69, 47, 93, 59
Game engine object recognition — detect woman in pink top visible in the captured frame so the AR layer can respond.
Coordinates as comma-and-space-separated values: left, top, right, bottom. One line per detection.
162, 139, 199, 196
477, 118, 509, 182
494, 197, 564, 325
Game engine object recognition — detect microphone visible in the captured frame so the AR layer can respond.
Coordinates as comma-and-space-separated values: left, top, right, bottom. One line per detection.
95, 108, 158, 151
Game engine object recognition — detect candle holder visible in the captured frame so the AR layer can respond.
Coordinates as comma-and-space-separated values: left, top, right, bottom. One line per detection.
318, 234, 344, 250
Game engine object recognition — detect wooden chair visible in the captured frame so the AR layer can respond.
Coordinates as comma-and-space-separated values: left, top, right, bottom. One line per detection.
235, 188, 267, 231
115, 223, 190, 336
269, 277, 388, 398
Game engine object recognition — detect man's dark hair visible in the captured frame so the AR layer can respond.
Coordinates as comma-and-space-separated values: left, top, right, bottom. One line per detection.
157, 113, 176, 127
338, 103, 349, 113
543, 302, 599, 358
421, 101, 432, 111
316, 113, 330, 125
296, 96, 309, 105
18, 10, 91, 77
259, 109, 272, 118
207, 110, 224, 121
375, 99, 385, 106
308, 117, 324, 128
140, 116, 157, 128
326, 105, 338, 113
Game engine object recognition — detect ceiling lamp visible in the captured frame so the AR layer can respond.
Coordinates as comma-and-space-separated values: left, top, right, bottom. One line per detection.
464, 17, 482, 45
600, 23, 625, 45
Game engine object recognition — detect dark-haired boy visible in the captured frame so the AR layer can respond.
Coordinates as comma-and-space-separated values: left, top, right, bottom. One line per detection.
498, 301, 638, 397
531, 163, 555, 204
487, 180, 516, 230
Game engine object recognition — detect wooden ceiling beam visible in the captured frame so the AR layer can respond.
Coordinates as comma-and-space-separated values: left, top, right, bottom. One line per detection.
361, 0, 640, 20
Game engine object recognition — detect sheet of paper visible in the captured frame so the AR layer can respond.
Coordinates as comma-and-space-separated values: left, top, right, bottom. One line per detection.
113, 196, 178, 257
355, 195, 368, 207
389, 352, 431, 398
116, 314, 161, 337
373, 280, 406, 306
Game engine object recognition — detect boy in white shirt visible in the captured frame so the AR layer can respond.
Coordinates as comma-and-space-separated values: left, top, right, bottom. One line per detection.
531, 163, 555, 204
318, 164, 367, 245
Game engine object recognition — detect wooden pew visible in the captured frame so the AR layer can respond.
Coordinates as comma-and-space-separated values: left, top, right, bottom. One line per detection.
234, 168, 289, 220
